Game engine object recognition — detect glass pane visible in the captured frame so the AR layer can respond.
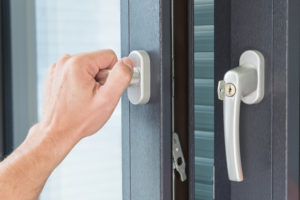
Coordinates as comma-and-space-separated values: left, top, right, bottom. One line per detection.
194, 0, 214, 199
35, 1, 122, 199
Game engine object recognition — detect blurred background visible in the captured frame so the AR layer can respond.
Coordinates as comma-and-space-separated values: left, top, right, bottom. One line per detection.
8, 0, 122, 199
36, 1, 122, 199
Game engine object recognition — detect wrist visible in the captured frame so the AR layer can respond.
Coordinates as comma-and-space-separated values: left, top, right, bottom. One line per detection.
21, 123, 80, 169
0, 123, 81, 199
27, 122, 81, 146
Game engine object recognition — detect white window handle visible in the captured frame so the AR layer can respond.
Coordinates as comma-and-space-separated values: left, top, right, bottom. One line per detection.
128, 50, 151, 105
217, 50, 265, 182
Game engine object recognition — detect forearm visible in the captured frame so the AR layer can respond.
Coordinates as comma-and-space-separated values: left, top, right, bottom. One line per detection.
0, 124, 80, 200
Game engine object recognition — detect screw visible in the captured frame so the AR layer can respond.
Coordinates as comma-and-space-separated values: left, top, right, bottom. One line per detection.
225, 83, 236, 97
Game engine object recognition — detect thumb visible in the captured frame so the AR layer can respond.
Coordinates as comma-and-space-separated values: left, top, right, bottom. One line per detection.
97, 57, 134, 105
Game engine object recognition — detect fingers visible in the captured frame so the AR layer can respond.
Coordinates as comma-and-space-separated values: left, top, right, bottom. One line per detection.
82, 49, 117, 69
95, 69, 109, 85
96, 57, 134, 106
71, 49, 118, 77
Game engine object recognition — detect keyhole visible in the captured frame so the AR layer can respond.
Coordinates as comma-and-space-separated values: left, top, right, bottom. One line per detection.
225, 83, 236, 97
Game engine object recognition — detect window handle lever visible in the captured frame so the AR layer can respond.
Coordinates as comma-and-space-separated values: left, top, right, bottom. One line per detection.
217, 50, 265, 182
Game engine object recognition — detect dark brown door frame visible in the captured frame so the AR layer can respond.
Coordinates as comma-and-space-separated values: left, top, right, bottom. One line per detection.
173, 0, 191, 199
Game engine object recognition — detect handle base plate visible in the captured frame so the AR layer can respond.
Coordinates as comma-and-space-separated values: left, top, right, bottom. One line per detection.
240, 50, 265, 104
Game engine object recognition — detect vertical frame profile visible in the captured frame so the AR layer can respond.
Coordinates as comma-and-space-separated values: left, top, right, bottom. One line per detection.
0, 0, 7, 159
173, 0, 191, 199
8, 0, 37, 151
0, 0, 37, 157
214, 0, 231, 198
121, 0, 172, 199
0, 0, 13, 158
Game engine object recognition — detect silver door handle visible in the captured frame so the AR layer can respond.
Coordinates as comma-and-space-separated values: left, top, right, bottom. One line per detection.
217, 50, 265, 182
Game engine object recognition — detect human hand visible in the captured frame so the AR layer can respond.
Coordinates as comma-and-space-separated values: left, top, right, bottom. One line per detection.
0, 50, 134, 200
39, 49, 133, 141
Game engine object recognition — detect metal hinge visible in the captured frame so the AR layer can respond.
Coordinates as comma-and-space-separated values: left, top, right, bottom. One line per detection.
172, 132, 187, 182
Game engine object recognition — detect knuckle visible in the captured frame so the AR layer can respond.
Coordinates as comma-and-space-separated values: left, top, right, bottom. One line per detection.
47, 63, 56, 75
105, 49, 117, 57
50, 63, 56, 69
58, 54, 71, 63
61, 53, 71, 59
105, 49, 118, 63
68, 55, 87, 66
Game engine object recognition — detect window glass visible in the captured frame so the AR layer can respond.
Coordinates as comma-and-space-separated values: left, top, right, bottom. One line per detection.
194, 0, 214, 199
35, 1, 122, 199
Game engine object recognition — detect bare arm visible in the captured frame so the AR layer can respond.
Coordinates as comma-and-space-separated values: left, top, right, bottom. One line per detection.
0, 49, 133, 200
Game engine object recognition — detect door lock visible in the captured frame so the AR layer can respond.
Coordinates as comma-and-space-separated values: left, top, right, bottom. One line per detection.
128, 50, 151, 105
218, 81, 236, 100
218, 50, 265, 182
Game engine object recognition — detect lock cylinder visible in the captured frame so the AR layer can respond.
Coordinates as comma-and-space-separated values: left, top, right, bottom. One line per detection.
130, 68, 140, 86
